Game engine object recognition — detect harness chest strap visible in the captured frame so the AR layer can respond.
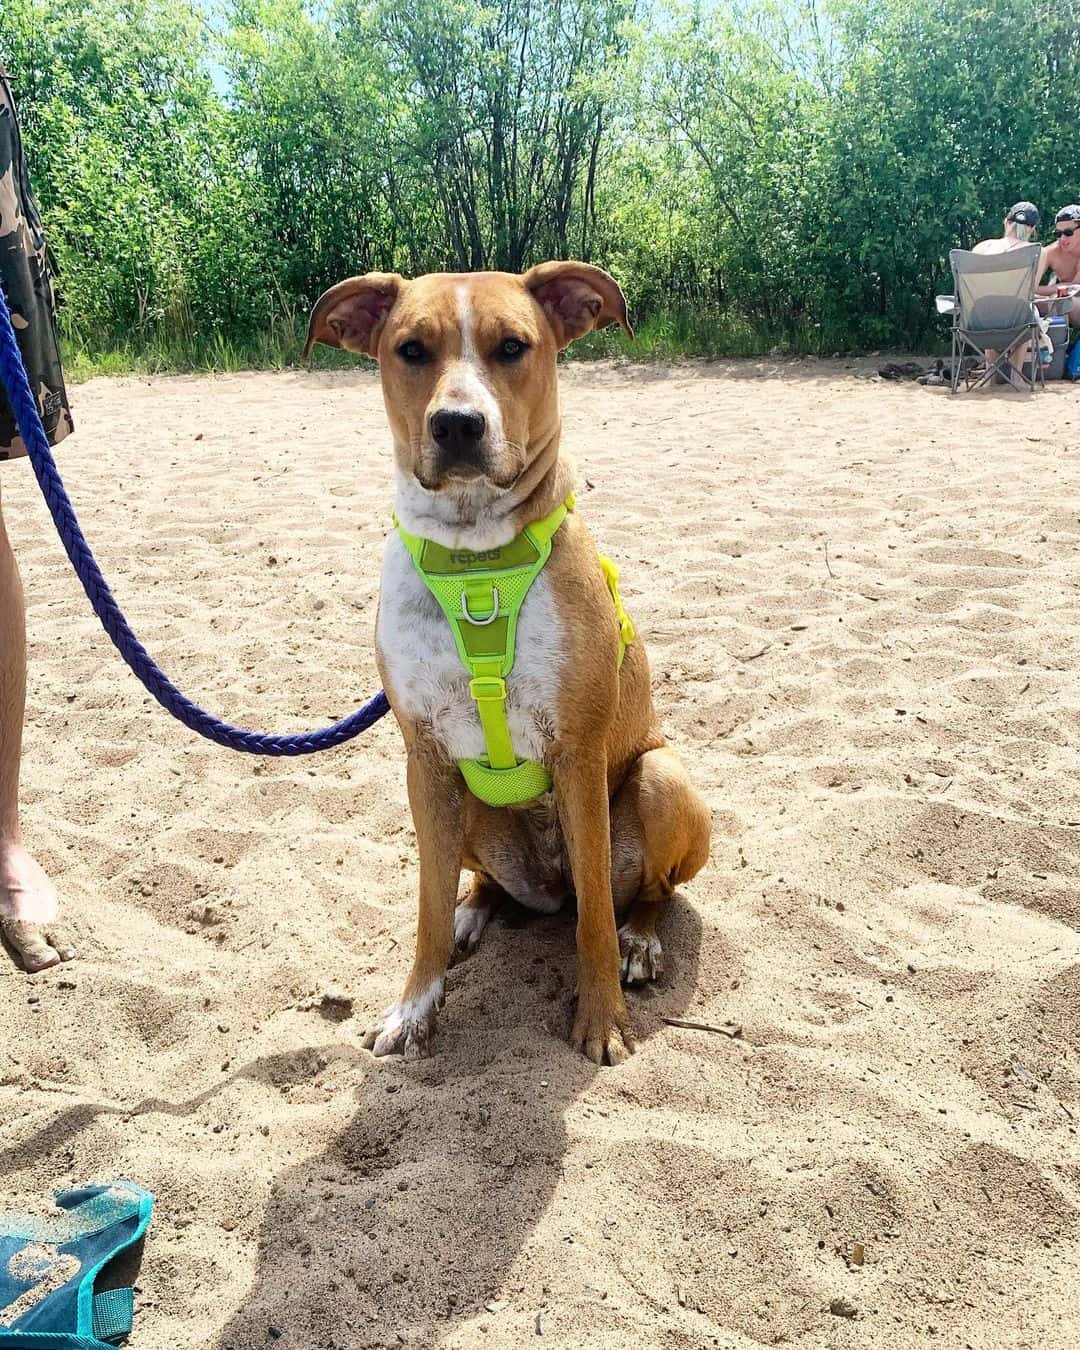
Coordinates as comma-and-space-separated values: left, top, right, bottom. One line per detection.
394, 494, 635, 807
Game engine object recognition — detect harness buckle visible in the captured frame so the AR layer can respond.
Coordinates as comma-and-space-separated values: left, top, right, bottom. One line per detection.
469, 676, 507, 703
460, 587, 500, 626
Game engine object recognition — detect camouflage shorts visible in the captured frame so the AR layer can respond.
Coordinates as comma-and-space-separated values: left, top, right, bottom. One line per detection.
0, 64, 72, 461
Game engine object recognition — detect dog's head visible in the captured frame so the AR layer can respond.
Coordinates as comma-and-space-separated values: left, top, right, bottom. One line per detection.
304, 264, 631, 494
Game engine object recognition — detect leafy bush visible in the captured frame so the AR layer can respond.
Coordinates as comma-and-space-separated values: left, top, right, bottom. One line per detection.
2, 0, 1076, 368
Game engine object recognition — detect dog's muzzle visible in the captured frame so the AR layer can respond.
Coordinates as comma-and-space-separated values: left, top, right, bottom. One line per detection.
429, 407, 488, 481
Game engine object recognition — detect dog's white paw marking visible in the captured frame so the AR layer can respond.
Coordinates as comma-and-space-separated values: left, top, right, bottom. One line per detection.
454, 902, 492, 955
363, 978, 445, 1059
618, 925, 663, 985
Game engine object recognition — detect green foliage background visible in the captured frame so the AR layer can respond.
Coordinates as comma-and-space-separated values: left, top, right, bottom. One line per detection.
2, 0, 1078, 370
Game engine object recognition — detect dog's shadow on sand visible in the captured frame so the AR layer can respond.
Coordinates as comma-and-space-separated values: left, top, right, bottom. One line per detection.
215, 897, 703, 1348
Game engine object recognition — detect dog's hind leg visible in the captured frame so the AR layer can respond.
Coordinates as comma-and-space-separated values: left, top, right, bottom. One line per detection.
610, 747, 711, 985
453, 873, 507, 958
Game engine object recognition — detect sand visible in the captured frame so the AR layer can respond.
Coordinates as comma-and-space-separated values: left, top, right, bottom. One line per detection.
1, 358, 1079, 1349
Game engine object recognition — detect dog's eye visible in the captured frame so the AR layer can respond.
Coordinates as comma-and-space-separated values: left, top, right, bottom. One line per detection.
398, 340, 429, 364
495, 338, 528, 362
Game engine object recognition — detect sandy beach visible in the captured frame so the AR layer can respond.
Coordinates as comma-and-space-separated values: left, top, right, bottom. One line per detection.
2, 358, 1079, 1348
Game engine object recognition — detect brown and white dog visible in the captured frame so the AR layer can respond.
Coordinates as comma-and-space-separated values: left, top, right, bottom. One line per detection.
305, 262, 711, 1065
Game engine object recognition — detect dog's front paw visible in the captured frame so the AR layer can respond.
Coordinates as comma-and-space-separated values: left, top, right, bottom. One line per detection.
618, 924, 663, 984
362, 978, 445, 1060
570, 981, 636, 1066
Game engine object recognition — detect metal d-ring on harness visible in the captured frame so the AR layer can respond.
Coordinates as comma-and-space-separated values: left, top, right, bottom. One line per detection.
460, 589, 500, 625
0, 283, 389, 755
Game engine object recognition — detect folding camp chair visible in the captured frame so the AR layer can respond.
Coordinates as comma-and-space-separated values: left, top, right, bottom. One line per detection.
945, 245, 1044, 393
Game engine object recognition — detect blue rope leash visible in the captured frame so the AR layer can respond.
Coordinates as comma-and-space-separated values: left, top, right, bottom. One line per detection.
0, 284, 389, 754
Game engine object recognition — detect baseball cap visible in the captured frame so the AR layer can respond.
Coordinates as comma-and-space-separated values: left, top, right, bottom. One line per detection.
1055, 204, 1080, 223
1007, 201, 1040, 226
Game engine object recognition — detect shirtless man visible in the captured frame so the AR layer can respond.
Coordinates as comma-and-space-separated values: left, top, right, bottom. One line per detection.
1039, 205, 1080, 329
0, 63, 76, 971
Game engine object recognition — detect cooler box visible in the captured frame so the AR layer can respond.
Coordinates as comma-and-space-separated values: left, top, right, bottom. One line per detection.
1046, 316, 1069, 381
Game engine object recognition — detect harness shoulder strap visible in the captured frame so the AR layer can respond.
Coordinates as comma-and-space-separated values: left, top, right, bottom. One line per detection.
599, 555, 635, 667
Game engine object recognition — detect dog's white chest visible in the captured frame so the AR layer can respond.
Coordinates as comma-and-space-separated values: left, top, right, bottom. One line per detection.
376, 534, 565, 765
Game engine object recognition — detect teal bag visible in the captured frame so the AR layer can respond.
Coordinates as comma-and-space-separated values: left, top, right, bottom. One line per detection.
0, 1183, 153, 1348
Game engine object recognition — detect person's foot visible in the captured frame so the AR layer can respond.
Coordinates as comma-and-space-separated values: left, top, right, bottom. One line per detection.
0, 842, 75, 971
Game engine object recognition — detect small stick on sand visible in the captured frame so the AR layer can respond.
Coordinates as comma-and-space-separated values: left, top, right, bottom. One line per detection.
662, 1017, 742, 1038
824, 540, 835, 578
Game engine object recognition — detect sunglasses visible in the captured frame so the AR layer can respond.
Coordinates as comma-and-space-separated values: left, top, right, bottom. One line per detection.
1055, 226, 1078, 238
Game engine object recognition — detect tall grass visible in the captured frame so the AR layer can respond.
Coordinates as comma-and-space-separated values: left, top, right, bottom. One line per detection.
62, 303, 885, 381
567, 308, 838, 360
61, 313, 363, 381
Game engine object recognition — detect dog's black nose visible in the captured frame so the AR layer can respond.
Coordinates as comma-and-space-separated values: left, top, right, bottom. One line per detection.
430, 408, 487, 460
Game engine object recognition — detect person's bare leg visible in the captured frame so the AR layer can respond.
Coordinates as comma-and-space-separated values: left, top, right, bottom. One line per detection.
0, 481, 73, 971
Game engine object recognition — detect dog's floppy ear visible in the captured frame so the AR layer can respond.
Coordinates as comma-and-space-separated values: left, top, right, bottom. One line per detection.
523, 261, 633, 350
304, 273, 403, 359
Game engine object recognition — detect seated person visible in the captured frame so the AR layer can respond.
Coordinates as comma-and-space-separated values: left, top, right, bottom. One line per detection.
974, 201, 1045, 262
1038, 205, 1080, 329
969, 202, 1047, 384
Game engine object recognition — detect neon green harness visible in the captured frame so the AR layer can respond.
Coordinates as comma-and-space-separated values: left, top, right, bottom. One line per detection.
395, 495, 634, 807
